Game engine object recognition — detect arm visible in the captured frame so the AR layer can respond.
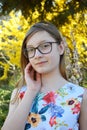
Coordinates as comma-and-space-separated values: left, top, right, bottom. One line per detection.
79, 89, 87, 130
1, 87, 40, 130
1, 63, 41, 130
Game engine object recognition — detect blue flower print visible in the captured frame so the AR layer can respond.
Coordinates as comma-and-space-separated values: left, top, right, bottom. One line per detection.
49, 103, 64, 117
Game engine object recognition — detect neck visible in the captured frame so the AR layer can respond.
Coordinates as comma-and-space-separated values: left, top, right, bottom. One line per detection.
40, 68, 68, 92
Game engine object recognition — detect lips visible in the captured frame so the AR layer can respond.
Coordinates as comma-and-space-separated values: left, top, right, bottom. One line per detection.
35, 61, 48, 65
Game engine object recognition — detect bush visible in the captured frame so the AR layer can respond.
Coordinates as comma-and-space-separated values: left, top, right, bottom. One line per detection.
0, 84, 13, 129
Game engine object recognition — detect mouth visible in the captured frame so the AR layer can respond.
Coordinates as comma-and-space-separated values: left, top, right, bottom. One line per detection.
35, 61, 48, 65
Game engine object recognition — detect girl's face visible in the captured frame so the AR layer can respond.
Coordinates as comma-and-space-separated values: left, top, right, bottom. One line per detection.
26, 31, 64, 74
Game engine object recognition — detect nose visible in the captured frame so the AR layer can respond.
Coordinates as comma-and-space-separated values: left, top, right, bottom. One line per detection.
34, 49, 43, 58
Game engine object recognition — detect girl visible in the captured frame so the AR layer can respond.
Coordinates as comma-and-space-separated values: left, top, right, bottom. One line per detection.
2, 21, 87, 130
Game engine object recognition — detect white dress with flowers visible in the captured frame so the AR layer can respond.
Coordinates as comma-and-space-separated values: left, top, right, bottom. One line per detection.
18, 82, 84, 130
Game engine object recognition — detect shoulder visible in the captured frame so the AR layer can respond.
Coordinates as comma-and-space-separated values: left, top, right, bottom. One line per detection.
10, 86, 27, 101
82, 88, 87, 105
10, 88, 19, 101
67, 82, 85, 93
79, 88, 87, 129
6, 88, 19, 116
80, 87, 87, 113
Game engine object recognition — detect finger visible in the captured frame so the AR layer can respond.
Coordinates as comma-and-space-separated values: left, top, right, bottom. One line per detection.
25, 63, 33, 80
31, 68, 35, 79
25, 63, 32, 73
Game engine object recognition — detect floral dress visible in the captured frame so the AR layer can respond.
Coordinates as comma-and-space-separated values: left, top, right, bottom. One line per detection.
18, 83, 84, 130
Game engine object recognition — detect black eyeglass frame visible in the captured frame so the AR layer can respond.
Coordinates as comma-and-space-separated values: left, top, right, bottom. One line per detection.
23, 42, 59, 59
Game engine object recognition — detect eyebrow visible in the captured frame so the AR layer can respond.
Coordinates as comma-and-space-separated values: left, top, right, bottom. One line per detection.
27, 40, 46, 48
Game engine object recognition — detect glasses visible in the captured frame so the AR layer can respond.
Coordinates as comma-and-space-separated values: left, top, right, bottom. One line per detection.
23, 42, 58, 59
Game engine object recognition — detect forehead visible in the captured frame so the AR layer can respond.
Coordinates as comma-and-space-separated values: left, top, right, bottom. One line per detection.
26, 31, 55, 47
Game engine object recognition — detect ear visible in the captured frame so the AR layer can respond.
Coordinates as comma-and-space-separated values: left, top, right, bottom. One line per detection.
58, 41, 65, 55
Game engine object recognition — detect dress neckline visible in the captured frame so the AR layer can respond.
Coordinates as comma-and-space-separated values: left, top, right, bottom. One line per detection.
38, 82, 71, 95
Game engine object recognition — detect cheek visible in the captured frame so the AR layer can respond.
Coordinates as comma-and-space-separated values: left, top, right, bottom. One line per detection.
29, 59, 39, 71
29, 59, 34, 67
50, 51, 60, 64
29, 59, 32, 64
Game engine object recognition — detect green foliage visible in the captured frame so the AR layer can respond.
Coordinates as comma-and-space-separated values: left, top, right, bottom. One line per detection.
0, 66, 20, 129
0, 85, 12, 128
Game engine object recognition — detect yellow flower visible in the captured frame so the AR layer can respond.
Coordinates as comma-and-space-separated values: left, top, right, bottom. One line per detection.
27, 113, 41, 127
66, 98, 78, 107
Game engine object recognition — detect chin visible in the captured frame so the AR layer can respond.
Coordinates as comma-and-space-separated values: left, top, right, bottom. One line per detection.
36, 70, 47, 74
36, 68, 51, 74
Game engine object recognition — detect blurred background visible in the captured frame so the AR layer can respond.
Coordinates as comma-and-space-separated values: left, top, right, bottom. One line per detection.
0, 0, 87, 129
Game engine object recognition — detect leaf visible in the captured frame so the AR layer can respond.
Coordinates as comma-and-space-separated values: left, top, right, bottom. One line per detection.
25, 123, 31, 130
39, 105, 49, 114
41, 115, 46, 121
31, 103, 38, 113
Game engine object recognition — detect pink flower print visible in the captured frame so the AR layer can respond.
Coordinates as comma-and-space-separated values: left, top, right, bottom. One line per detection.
72, 103, 81, 114
49, 116, 57, 127
43, 91, 57, 104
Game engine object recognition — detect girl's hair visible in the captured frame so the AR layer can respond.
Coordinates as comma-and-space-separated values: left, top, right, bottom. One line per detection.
11, 21, 67, 103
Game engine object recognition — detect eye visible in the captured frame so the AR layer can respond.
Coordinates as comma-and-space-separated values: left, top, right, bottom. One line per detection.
41, 43, 50, 49
27, 48, 34, 53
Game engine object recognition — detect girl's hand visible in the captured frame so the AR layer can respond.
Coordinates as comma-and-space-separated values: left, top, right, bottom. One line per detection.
24, 63, 41, 93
